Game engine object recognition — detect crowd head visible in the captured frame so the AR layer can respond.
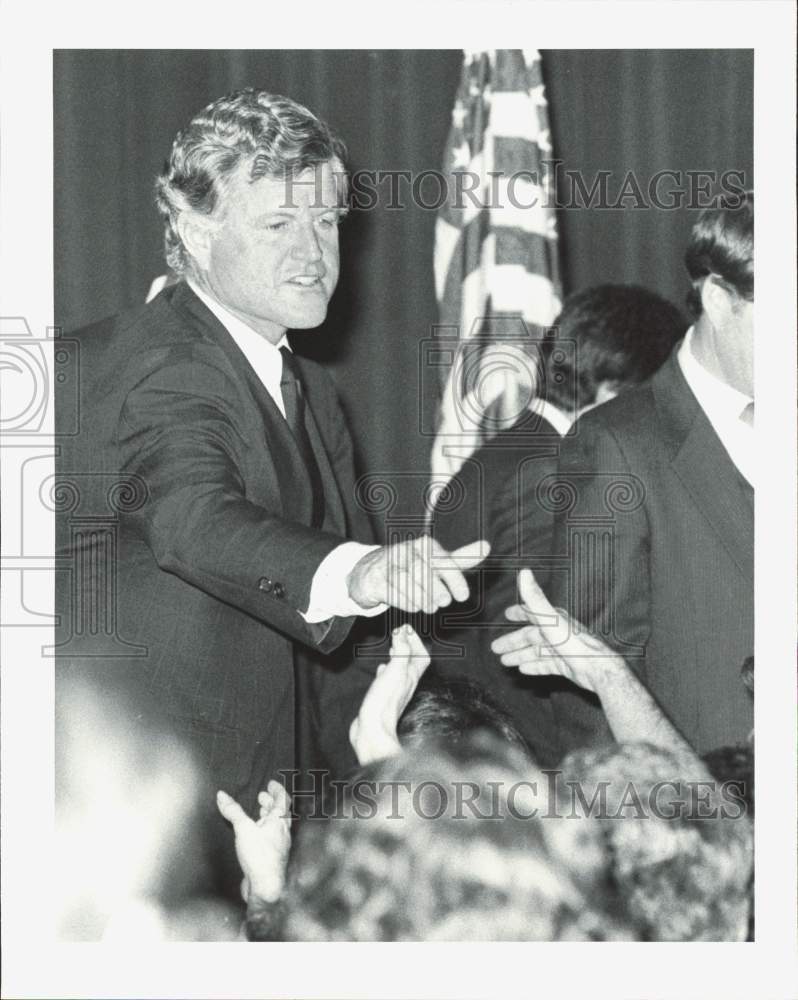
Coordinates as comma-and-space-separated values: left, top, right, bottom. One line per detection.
551, 742, 753, 941
397, 672, 532, 758
266, 732, 627, 942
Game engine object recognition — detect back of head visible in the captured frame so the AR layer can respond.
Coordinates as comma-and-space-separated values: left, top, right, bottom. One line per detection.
396, 672, 532, 759
684, 192, 754, 317
155, 88, 347, 276
542, 283, 687, 412
702, 743, 754, 818
276, 733, 626, 941
551, 742, 753, 941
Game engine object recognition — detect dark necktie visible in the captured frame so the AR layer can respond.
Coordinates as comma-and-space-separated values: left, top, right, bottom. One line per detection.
279, 346, 325, 529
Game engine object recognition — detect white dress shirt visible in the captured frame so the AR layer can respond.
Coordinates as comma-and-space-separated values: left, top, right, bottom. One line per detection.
677, 327, 754, 486
532, 397, 574, 437
187, 280, 384, 622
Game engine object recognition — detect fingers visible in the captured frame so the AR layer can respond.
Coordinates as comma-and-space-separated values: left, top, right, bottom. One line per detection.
491, 623, 566, 675
498, 643, 544, 668
433, 564, 469, 604
449, 539, 491, 569
517, 568, 549, 615
404, 626, 432, 671
504, 602, 532, 623
216, 789, 251, 828
267, 779, 292, 818
491, 624, 538, 656
376, 536, 490, 615
390, 623, 414, 659
433, 539, 490, 604
383, 627, 432, 688
503, 649, 555, 675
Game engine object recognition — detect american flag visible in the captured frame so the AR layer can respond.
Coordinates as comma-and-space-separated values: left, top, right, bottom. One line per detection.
429, 49, 562, 491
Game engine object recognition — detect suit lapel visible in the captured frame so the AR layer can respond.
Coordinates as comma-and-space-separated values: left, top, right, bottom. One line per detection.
168, 282, 319, 525
653, 351, 753, 581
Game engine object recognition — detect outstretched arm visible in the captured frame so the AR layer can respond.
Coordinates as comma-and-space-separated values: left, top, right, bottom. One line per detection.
492, 569, 699, 764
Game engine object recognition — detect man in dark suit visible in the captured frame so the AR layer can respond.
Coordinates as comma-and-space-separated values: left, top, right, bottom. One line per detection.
494, 196, 754, 755
54, 90, 487, 874
431, 285, 686, 765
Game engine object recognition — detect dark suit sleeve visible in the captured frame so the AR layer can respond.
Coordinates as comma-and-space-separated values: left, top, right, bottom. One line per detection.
546, 416, 652, 752
117, 356, 351, 651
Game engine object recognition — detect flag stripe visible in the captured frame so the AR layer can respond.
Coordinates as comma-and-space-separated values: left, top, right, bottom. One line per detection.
430, 49, 562, 489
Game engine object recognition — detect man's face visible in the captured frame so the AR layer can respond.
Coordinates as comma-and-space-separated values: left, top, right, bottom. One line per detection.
730, 296, 754, 397
202, 159, 343, 343
716, 290, 754, 398
701, 276, 754, 397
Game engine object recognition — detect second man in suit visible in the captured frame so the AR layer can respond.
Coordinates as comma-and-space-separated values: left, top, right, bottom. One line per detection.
495, 195, 754, 755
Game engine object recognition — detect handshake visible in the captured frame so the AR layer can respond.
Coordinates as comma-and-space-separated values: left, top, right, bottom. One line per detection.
347, 536, 490, 616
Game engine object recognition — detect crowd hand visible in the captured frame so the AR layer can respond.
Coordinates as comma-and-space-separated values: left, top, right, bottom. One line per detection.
347, 536, 490, 614
349, 623, 431, 765
216, 780, 292, 904
490, 568, 626, 694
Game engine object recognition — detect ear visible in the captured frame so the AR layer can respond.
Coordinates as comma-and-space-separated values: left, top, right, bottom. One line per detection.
700, 274, 734, 325
175, 211, 218, 271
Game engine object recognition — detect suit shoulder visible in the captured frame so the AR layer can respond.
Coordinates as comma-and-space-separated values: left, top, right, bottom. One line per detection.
74, 297, 240, 407
68, 293, 204, 362
573, 379, 658, 439
560, 383, 661, 474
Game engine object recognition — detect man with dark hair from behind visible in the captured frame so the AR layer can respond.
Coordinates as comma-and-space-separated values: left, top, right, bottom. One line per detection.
498, 195, 754, 758
431, 284, 686, 766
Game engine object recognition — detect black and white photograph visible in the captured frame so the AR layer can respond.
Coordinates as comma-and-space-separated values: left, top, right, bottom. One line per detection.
1, 3, 796, 998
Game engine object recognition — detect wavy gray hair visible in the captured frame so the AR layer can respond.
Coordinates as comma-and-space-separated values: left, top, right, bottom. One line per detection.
154, 89, 348, 274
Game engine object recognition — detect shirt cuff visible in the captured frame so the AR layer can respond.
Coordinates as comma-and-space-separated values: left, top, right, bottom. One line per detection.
301, 541, 388, 623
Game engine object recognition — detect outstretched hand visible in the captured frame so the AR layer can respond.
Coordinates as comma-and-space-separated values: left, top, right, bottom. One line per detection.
490, 568, 625, 693
349, 623, 431, 765
347, 536, 490, 614
216, 780, 292, 904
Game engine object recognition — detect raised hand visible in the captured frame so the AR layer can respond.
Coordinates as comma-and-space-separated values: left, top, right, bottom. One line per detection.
347, 536, 490, 614
349, 623, 431, 765
216, 780, 292, 904
491, 568, 624, 693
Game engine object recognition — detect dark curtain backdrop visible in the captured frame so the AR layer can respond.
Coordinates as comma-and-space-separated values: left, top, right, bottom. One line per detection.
54, 49, 752, 541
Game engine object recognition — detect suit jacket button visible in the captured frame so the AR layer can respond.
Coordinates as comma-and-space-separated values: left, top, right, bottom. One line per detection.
258, 577, 273, 593
273, 582, 285, 599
